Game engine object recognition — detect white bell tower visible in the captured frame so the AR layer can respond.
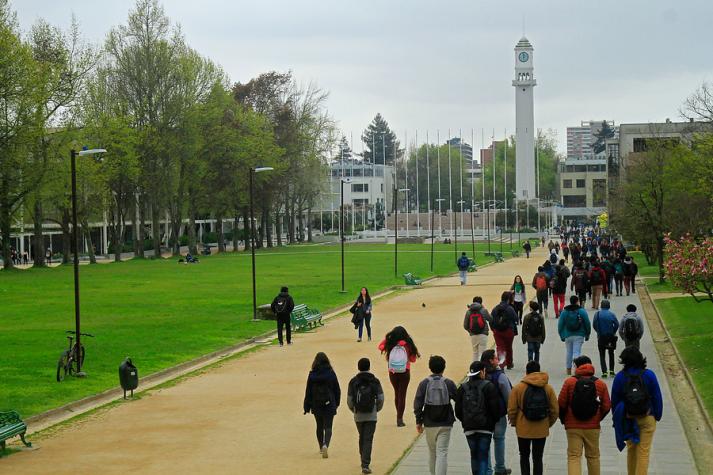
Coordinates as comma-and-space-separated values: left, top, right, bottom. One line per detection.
513, 37, 537, 202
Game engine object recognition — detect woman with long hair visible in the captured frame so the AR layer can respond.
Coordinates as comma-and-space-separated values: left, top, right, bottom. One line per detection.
511, 275, 527, 325
353, 287, 373, 342
377, 326, 420, 427
303, 352, 341, 458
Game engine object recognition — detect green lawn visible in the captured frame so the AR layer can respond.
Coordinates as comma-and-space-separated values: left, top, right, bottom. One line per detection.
655, 297, 713, 417
0, 242, 503, 417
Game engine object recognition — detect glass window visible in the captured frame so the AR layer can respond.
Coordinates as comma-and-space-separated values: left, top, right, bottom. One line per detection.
351, 183, 368, 193
563, 195, 586, 207
593, 179, 607, 206
576, 179, 586, 188
563, 179, 572, 189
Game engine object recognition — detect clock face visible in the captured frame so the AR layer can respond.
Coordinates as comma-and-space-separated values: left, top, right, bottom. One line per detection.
518, 51, 529, 63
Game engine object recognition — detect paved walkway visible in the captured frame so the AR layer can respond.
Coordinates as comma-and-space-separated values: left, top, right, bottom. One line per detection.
394, 276, 697, 473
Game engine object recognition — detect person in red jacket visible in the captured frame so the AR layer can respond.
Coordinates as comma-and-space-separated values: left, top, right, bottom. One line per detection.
588, 261, 608, 310
378, 326, 420, 427
558, 355, 611, 475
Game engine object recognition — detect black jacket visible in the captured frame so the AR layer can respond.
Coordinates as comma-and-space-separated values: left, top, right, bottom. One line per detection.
304, 364, 341, 416
491, 301, 518, 332
413, 375, 458, 427
455, 377, 501, 432
271, 291, 295, 319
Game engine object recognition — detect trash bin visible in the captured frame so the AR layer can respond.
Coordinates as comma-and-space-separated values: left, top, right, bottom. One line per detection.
119, 358, 138, 399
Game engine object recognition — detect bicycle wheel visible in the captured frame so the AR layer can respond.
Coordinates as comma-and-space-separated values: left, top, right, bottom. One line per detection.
56, 350, 70, 382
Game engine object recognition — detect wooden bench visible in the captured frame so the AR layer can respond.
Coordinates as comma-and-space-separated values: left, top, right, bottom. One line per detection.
290, 304, 323, 332
0, 411, 31, 454
403, 273, 423, 285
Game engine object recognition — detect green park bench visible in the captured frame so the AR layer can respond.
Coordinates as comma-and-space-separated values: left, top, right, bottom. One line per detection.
468, 259, 477, 272
0, 411, 31, 454
511, 250, 520, 258
290, 304, 323, 332
494, 253, 505, 263
403, 273, 423, 285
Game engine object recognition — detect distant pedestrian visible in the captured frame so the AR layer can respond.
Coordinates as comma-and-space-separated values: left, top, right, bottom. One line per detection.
351, 287, 373, 342
458, 252, 471, 285
303, 352, 341, 458
622, 257, 636, 296
521, 301, 546, 363
271, 286, 295, 346
378, 326, 420, 427
413, 355, 458, 475
562, 242, 570, 262
46, 248, 52, 265
22, 251, 28, 265
611, 347, 663, 475
455, 360, 502, 475
507, 360, 559, 475
481, 349, 513, 475
558, 355, 612, 475
593, 300, 619, 377
532, 267, 550, 318
511, 275, 527, 325
619, 304, 644, 350
558, 296, 591, 375
523, 241, 532, 259
613, 258, 625, 296
347, 358, 384, 474
464, 296, 492, 364
571, 262, 589, 307
552, 260, 570, 318
491, 291, 518, 370
629, 257, 638, 294
588, 261, 607, 310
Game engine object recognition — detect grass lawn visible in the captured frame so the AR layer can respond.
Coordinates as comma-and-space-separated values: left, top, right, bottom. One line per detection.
0, 242, 507, 418
655, 297, 713, 417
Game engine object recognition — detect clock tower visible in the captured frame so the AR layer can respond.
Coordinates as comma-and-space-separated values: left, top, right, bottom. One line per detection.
513, 36, 537, 202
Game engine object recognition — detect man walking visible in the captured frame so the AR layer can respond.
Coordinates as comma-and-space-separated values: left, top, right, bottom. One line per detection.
532, 267, 550, 318
592, 300, 619, 377
570, 262, 589, 308
491, 292, 518, 370
523, 240, 532, 259
552, 259, 570, 318
619, 304, 644, 350
481, 349, 513, 475
457, 252, 471, 286
414, 355, 458, 475
588, 260, 607, 310
558, 296, 591, 375
347, 358, 385, 474
464, 296, 492, 364
270, 286, 295, 346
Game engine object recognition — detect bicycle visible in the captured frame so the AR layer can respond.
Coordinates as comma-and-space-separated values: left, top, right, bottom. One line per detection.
56, 330, 94, 382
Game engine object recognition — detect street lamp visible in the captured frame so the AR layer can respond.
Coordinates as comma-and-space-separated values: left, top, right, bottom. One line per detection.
394, 187, 409, 278
250, 166, 273, 321
70, 148, 106, 376
340, 178, 351, 292
433, 198, 445, 273
456, 200, 466, 263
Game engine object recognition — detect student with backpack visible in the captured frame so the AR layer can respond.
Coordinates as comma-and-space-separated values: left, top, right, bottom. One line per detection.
600, 257, 615, 299
491, 291, 519, 370
271, 286, 295, 346
457, 252, 471, 285
413, 355, 458, 475
622, 257, 636, 296
570, 262, 589, 307
347, 358, 384, 474
593, 300, 619, 377
378, 326, 420, 427
507, 360, 559, 475
303, 352, 341, 458
532, 267, 550, 318
588, 261, 607, 310
562, 241, 570, 262
464, 296, 493, 364
552, 260, 570, 318
481, 349, 513, 475
619, 304, 644, 350
611, 348, 663, 475
613, 258, 625, 297
351, 287, 373, 342
455, 360, 502, 475
558, 296, 591, 375
523, 240, 532, 259
521, 301, 546, 363
558, 355, 611, 475
510, 276, 527, 325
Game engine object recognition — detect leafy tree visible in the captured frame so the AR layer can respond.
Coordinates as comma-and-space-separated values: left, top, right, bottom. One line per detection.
664, 234, 713, 304
591, 121, 615, 155
361, 113, 399, 165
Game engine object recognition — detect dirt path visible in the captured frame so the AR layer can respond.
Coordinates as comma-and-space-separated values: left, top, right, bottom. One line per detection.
3, 248, 543, 475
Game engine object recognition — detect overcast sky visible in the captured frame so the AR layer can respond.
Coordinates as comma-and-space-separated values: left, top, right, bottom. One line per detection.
12, 0, 713, 153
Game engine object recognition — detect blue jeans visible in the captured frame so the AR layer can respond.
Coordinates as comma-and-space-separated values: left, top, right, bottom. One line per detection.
358, 313, 372, 339
487, 415, 508, 474
467, 433, 492, 475
565, 335, 585, 370
527, 341, 541, 363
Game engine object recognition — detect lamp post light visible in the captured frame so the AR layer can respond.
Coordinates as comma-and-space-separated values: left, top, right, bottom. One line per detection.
394, 187, 409, 278
70, 148, 106, 375
340, 178, 351, 292
250, 166, 273, 321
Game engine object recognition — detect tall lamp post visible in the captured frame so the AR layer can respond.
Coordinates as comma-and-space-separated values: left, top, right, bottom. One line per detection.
70, 148, 106, 375
456, 200, 465, 263
340, 178, 351, 292
250, 166, 274, 320
394, 187, 409, 278
434, 198, 445, 272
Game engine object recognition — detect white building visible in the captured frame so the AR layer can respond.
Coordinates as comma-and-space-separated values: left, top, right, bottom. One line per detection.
567, 120, 618, 160
513, 37, 537, 202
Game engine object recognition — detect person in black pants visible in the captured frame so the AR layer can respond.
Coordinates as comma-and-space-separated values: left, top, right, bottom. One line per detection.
271, 286, 295, 346
304, 352, 341, 458
347, 358, 384, 474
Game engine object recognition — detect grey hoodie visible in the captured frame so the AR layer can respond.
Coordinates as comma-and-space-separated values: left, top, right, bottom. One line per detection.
464, 302, 493, 336
618, 311, 644, 341
347, 371, 385, 422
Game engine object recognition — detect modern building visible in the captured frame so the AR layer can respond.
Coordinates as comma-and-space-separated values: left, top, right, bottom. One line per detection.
567, 120, 617, 160
513, 36, 537, 202
446, 137, 473, 164
558, 158, 608, 220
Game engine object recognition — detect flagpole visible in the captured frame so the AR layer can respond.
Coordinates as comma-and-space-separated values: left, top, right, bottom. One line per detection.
415, 129, 420, 236
459, 128, 464, 239
437, 130, 442, 235
447, 128, 453, 240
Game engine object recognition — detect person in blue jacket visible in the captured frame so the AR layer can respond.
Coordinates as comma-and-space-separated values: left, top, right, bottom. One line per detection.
557, 295, 591, 375
457, 252, 471, 285
611, 347, 663, 475
592, 299, 619, 377
304, 352, 341, 459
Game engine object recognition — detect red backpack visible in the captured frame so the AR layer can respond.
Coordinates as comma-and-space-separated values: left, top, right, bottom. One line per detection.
535, 275, 547, 291
468, 310, 486, 333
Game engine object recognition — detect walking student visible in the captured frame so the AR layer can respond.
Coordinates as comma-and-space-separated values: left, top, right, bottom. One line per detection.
507, 360, 559, 475
558, 355, 612, 475
458, 252, 471, 285
481, 349, 513, 475
271, 286, 295, 346
558, 296, 591, 375
571, 262, 589, 307
619, 304, 644, 350
491, 291, 518, 370
351, 287, 373, 342
593, 300, 619, 377
378, 326, 420, 426
532, 267, 550, 318
347, 357, 384, 474
523, 240, 532, 259
455, 361, 502, 475
464, 296, 492, 364
552, 259, 570, 318
588, 261, 607, 310
623, 257, 637, 295
511, 276, 527, 325
521, 301, 546, 363
413, 355, 458, 475
611, 348, 663, 475
303, 352, 341, 458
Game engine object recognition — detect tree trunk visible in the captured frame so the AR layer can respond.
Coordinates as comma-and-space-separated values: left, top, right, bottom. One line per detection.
297, 209, 304, 242
276, 209, 283, 246
187, 202, 197, 255
656, 235, 665, 283
151, 200, 161, 259
171, 212, 181, 256
242, 208, 251, 252
0, 199, 12, 269
232, 215, 239, 251
83, 220, 97, 264
307, 207, 313, 242
216, 212, 225, 253
258, 210, 266, 249
265, 210, 273, 248
61, 210, 71, 264
32, 199, 46, 267
136, 195, 145, 258
287, 199, 295, 244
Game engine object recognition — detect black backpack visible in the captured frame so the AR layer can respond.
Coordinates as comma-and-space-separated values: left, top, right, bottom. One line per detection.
274, 296, 289, 314
461, 380, 489, 428
624, 370, 651, 416
571, 376, 600, 420
491, 305, 509, 331
522, 385, 550, 421
525, 313, 544, 339
590, 269, 603, 285
565, 310, 583, 332
354, 379, 378, 413
623, 318, 640, 341
312, 382, 332, 409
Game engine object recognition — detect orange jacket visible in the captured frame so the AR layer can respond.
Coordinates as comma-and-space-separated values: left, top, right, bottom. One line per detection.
558, 363, 612, 430
507, 372, 559, 439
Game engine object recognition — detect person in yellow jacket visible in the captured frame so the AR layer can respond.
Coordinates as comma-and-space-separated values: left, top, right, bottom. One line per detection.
507, 361, 559, 475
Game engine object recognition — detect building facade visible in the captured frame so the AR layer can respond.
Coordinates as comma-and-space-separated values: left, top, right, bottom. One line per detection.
558, 158, 607, 214
513, 37, 537, 202
567, 120, 617, 160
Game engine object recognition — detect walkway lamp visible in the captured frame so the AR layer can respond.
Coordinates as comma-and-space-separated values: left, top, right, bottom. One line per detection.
250, 166, 273, 320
